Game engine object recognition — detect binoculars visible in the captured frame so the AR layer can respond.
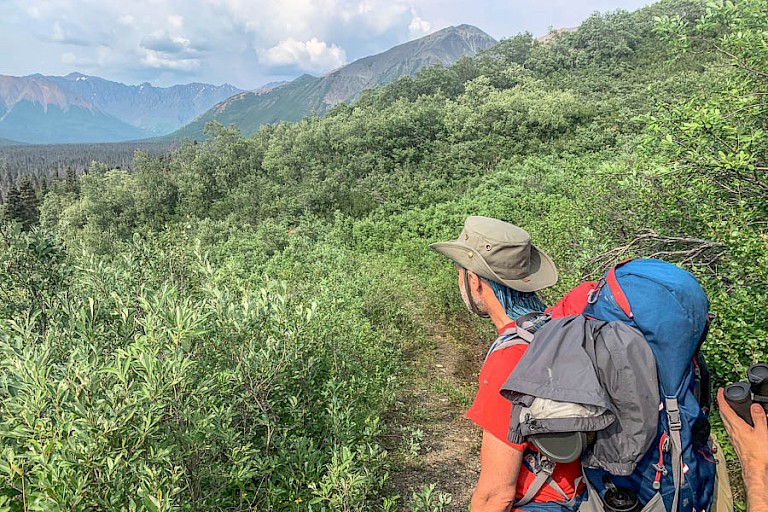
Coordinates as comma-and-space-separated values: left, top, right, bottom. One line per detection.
723, 363, 768, 426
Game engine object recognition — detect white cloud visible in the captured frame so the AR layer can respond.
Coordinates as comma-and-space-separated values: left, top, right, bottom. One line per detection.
348, 0, 411, 33
118, 15, 135, 26
259, 37, 346, 74
408, 16, 432, 38
141, 32, 199, 54
168, 15, 184, 30
61, 52, 90, 66
141, 51, 201, 71
51, 21, 93, 46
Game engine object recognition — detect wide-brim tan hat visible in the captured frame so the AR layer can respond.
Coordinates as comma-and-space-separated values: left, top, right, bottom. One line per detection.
429, 216, 558, 292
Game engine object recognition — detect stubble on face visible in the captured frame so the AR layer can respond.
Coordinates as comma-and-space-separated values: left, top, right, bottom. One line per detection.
457, 265, 485, 314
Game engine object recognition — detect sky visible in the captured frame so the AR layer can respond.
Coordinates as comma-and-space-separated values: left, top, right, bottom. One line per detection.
0, 0, 653, 90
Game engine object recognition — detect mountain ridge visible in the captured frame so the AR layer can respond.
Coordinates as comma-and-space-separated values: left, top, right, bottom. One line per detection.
0, 73, 251, 143
0, 75, 95, 114
172, 24, 498, 139
44, 73, 246, 135
0, 24, 497, 144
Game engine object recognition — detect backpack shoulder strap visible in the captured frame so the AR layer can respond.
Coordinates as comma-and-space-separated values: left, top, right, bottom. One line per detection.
484, 331, 528, 361
517, 311, 551, 334
484, 312, 550, 361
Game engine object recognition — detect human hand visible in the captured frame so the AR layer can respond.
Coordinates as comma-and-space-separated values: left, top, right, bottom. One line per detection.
717, 387, 768, 488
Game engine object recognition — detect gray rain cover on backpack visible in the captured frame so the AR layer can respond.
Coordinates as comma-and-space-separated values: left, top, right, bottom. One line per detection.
501, 315, 659, 475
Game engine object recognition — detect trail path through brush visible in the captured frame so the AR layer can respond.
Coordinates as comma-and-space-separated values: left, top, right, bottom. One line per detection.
387, 310, 492, 511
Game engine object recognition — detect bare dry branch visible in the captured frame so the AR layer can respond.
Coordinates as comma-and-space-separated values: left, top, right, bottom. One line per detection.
583, 229, 726, 279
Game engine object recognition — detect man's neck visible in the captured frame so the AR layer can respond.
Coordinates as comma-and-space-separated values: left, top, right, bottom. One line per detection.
486, 298, 513, 332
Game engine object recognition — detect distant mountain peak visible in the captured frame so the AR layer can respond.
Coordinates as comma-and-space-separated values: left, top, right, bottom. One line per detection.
172, 25, 497, 139
0, 74, 94, 113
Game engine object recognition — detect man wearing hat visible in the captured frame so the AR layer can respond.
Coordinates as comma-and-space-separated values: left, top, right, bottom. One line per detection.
430, 216, 584, 512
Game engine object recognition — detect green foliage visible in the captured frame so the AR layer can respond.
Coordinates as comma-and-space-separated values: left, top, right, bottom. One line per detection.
0, 231, 403, 510
634, 0, 768, 384
0, 223, 69, 327
8, 0, 766, 508
406, 484, 452, 512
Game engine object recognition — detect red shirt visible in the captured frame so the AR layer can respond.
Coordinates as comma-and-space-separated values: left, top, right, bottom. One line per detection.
466, 322, 584, 503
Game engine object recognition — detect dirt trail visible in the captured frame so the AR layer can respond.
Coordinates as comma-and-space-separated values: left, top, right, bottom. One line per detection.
387, 313, 493, 511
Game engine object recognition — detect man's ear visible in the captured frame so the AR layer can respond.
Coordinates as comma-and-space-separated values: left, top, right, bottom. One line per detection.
466, 270, 483, 292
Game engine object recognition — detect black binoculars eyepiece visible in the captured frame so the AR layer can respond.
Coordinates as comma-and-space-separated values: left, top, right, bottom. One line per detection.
724, 363, 768, 426
747, 363, 768, 397
723, 381, 754, 426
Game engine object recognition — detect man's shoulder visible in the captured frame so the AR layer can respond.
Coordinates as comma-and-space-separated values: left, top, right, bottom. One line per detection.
481, 342, 527, 376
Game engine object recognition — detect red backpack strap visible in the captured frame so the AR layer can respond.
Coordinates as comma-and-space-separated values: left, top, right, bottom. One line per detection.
605, 264, 634, 319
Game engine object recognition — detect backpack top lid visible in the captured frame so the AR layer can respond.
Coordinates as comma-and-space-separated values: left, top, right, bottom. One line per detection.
583, 258, 709, 396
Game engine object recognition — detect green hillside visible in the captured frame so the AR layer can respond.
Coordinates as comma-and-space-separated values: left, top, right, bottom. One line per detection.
0, 138, 22, 147
0, 101, 149, 144
172, 25, 497, 140
1, 0, 766, 510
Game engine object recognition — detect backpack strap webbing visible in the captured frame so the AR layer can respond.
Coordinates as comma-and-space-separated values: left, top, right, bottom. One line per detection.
666, 397, 684, 512
514, 452, 584, 508
516, 311, 550, 334
514, 458, 555, 507
484, 315, 547, 361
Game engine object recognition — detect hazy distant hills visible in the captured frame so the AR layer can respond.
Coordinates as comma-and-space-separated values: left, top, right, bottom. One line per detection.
46, 73, 245, 135
0, 74, 143, 144
0, 137, 23, 147
173, 25, 497, 140
0, 73, 246, 144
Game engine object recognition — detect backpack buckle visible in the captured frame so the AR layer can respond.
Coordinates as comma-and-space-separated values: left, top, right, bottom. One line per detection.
666, 409, 682, 432
665, 398, 682, 431
524, 451, 555, 475
667, 410, 681, 430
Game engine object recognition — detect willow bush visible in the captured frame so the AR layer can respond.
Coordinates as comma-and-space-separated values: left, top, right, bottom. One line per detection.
0, 231, 401, 511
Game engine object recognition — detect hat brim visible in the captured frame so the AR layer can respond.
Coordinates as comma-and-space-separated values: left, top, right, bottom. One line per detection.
429, 240, 558, 292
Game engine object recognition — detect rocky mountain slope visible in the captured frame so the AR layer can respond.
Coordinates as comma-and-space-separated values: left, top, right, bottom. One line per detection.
173, 25, 497, 139
0, 75, 148, 144
47, 73, 244, 135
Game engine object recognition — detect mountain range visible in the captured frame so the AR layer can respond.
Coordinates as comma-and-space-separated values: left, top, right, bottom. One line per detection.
0, 74, 245, 144
45, 73, 245, 136
0, 24, 497, 145
172, 25, 497, 140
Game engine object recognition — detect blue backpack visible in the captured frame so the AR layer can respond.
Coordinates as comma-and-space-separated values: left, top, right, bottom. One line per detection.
581, 259, 716, 512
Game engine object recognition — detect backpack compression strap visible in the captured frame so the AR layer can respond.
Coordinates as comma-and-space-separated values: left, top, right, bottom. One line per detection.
484, 312, 549, 361
666, 397, 684, 512
514, 451, 584, 508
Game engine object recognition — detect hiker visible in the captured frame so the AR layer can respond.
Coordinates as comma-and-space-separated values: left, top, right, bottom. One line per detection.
717, 388, 768, 512
430, 216, 585, 512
